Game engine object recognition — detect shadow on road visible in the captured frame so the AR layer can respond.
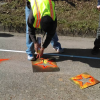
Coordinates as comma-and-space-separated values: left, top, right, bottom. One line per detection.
43, 48, 100, 68
0, 33, 14, 37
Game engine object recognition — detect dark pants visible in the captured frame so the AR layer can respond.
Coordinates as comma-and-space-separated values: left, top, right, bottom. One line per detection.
94, 38, 100, 48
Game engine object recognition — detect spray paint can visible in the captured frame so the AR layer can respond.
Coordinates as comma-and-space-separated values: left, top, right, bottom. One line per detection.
37, 37, 41, 53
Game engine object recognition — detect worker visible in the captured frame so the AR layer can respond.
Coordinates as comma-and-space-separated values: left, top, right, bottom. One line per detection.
91, 0, 100, 55
25, 0, 64, 60
26, 0, 64, 59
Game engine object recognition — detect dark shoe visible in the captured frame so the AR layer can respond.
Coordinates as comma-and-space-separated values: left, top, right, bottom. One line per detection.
91, 47, 99, 55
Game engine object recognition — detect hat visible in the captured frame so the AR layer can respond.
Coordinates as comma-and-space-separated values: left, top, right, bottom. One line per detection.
40, 16, 54, 32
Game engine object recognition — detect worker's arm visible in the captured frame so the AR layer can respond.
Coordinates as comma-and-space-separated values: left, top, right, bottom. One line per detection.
43, 33, 54, 49
28, 26, 37, 43
27, 9, 42, 54
27, 10, 37, 43
42, 18, 57, 49
28, 21, 40, 54
36, 30, 55, 59
42, 32, 55, 49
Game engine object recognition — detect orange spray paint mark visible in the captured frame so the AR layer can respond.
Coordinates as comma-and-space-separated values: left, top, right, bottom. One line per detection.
34, 58, 57, 69
0, 59, 9, 63
71, 73, 100, 89
32, 58, 60, 72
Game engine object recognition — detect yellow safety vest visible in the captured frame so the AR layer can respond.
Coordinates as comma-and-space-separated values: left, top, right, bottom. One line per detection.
28, 0, 56, 28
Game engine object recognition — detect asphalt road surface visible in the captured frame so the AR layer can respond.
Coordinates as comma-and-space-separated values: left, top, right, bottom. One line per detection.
0, 32, 100, 100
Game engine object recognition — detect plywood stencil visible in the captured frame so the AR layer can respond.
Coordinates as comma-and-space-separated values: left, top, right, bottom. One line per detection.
70, 73, 100, 89
32, 58, 60, 72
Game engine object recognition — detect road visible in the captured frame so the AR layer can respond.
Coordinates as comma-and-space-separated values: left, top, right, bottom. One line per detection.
0, 32, 100, 100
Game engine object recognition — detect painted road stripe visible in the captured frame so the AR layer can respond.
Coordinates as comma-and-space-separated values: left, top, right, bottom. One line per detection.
0, 49, 100, 60
0, 49, 26, 53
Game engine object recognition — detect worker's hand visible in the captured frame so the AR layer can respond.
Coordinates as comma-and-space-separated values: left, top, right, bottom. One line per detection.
34, 42, 41, 53
36, 48, 44, 59
97, 5, 100, 11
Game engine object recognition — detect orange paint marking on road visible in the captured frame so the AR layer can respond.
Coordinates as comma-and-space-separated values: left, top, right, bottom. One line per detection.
71, 73, 100, 89
0, 59, 9, 63
34, 58, 57, 69
32, 58, 59, 72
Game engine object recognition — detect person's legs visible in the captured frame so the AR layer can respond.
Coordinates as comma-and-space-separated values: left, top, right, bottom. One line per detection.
50, 32, 64, 53
50, 32, 61, 49
25, 6, 34, 60
91, 38, 100, 55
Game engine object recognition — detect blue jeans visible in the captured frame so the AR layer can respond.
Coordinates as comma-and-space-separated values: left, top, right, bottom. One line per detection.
25, 6, 34, 55
25, 6, 62, 55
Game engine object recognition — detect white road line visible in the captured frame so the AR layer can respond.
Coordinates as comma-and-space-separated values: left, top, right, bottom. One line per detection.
0, 49, 100, 60
0, 49, 26, 53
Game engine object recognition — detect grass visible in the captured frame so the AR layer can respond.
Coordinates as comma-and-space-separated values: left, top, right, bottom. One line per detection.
0, 0, 99, 37
55, 0, 99, 37
0, 0, 25, 32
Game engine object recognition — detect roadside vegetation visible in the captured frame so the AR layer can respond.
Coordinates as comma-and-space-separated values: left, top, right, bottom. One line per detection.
0, 0, 99, 37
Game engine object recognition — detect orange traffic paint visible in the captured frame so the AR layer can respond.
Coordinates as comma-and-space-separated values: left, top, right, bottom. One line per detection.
34, 58, 57, 69
0, 59, 9, 63
71, 73, 100, 89
32, 58, 60, 72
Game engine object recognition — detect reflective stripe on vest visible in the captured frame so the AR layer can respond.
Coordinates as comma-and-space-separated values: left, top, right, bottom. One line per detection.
49, 0, 54, 20
34, 0, 41, 28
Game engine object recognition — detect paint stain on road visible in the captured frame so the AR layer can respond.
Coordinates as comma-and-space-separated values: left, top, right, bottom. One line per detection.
0, 59, 9, 63
70, 73, 100, 89
32, 58, 60, 72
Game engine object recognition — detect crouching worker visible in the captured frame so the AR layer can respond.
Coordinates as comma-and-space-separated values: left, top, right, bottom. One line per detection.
27, 0, 63, 59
